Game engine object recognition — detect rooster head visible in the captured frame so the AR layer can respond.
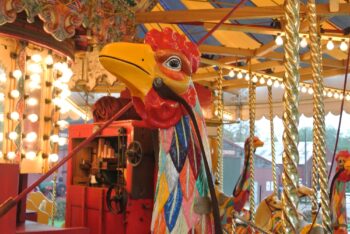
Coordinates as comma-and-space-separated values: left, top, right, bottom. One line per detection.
336, 150, 350, 182
99, 28, 200, 128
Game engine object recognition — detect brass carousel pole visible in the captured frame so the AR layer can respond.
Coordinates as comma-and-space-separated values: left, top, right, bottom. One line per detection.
268, 86, 278, 195
307, 0, 331, 232
215, 68, 224, 191
281, 0, 301, 233
248, 61, 256, 223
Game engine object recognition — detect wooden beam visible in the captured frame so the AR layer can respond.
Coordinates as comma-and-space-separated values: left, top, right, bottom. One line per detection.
255, 40, 279, 57
135, 4, 350, 24
329, 0, 340, 12
199, 44, 255, 57
203, 22, 281, 36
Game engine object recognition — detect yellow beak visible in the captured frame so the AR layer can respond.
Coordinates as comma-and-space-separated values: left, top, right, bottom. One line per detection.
99, 42, 156, 99
344, 160, 350, 171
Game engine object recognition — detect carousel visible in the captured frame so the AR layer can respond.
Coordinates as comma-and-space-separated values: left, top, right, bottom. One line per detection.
0, 0, 349, 234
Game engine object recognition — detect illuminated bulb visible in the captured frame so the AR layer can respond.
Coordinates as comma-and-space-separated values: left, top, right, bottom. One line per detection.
308, 87, 314, 94
0, 152, 2, 159
12, 69, 22, 79
50, 134, 59, 143
323, 90, 327, 96
30, 74, 41, 83
49, 153, 59, 163
252, 75, 258, 83
60, 69, 73, 83
10, 89, 20, 98
60, 89, 71, 98
53, 62, 62, 71
45, 54, 54, 65
259, 77, 265, 85
31, 54, 42, 63
60, 106, 69, 114
25, 132, 37, 142
27, 113, 38, 123
326, 38, 334, 50
281, 83, 285, 89
0, 93, 4, 101
0, 73, 6, 82
26, 97, 38, 106
300, 37, 308, 48
52, 97, 64, 107
228, 70, 235, 78
334, 92, 339, 99
10, 111, 20, 121
273, 80, 280, 88
58, 137, 67, 146
346, 95, 350, 101
340, 93, 344, 100
245, 73, 250, 81
237, 72, 243, 79
25, 151, 36, 160
61, 62, 69, 72
267, 79, 273, 86
7, 151, 16, 160
28, 81, 40, 90
327, 91, 333, 98
0, 113, 3, 122
275, 34, 283, 46
0, 133, 3, 141
28, 63, 42, 74
340, 40, 348, 52
8, 131, 18, 141
57, 120, 69, 129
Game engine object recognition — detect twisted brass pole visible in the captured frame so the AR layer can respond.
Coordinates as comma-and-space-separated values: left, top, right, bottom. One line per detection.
215, 68, 224, 191
268, 86, 277, 195
282, 0, 301, 232
249, 67, 256, 222
307, 0, 331, 232
50, 170, 57, 226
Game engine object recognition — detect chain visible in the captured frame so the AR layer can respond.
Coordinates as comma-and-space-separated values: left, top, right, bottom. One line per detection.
215, 68, 224, 191
307, 0, 331, 232
268, 86, 277, 195
249, 68, 256, 222
282, 0, 301, 232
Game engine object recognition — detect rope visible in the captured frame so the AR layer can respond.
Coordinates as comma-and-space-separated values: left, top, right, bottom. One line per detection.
268, 86, 278, 195
215, 68, 224, 191
282, 0, 301, 233
248, 64, 256, 222
307, 0, 331, 232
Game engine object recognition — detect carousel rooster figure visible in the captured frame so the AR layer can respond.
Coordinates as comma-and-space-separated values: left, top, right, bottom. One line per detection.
99, 28, 263, 233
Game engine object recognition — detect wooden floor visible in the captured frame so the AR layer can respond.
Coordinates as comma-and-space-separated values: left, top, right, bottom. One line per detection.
16, 221, 89, 234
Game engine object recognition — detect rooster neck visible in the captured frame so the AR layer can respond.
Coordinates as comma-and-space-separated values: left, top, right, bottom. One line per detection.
331, 179, 348, 230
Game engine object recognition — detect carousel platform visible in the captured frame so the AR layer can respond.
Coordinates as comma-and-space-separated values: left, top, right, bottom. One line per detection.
16, 221, 89, 234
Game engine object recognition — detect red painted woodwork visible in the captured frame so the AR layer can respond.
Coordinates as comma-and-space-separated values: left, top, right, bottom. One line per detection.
66, 121, 156, 234
16, 221, 89, 234
0, 163, 19, 234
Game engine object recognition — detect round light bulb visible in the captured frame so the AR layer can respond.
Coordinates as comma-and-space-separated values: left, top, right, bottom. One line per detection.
340, 93, 344, 100
25, 151, 36, 160
275, 34, 283, 46
12, 69, 22, 79
59, 106, 70, 114
0, 152, 3, 159
52, 97, 64, 107
10, 111, 20, 121
346, 95, 350, 101
237, 72, 243, 79
50, 134, 60, 143
60, 89, 71, 98
267, 79, 273, 86
25, 132, 37, 142
300, 37, 308, 48
0, 73, 6, 82
10, 90, 20, 98
26, 97, 38, 106
8, 131, 18, 141
281, 83, 285, 89
49, 153, 59, 163
30, 74, 41, 83
244, 73, 250, 81
0, 93, 4, 101
57, 120, 69, 129
228, 70, 235, 78
45, 55, 54, 65
7, 151, 16, 160
323, 90, 327, 96
58, 137, 67, 146
326, 38, 334, 50
31, 54, 42, 63
251, 75, 258, 83
273, 80, 280, 88
27, 113, 38, 123
259, 77, 265, 85
327, 91, 333, 98
28, 63, 42, 74
308, 87, 314, 94
53, 62, 62, 71
340, 40, 348, 52
334, 92, 339, 99
60, 69, 73, 83
28, 81, 40, 90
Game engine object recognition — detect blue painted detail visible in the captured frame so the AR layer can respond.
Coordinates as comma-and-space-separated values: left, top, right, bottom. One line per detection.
164, 181, 183, 232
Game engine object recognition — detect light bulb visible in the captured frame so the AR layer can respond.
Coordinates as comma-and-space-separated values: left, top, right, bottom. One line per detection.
26, 97, 38, 106
237, 72, 243, 79
0, 93, 4, 101
326, 38, 334, 50
49, 153, 59, 163
30, 74, 41, 83
60, 69, 73, 83
7, 151, 16, 160
0, 133, 3, 142
12, 69, 22, 79
334, 92, 339, 99
59, 106, 70, 114
25, 132, 37, 142
0, 152, 2, 159
25, 151, 36, 160
323, 90, 327, 96
259, 77, 265, 85
340, 93, 344, 100
45, 55, 54, 65
57, 120, 69, 129
281, 83, 285, 89
245, 73, 250, 81
28, 81, 40, 90
228, 70, 235, 78
300, 37, 308, 48
53, 62, 63, 71
273, 80, 280, 88
52, 97, 64, 107
58, 137, 67, 146
8, 131, 18, 140
327, 91, 333, 98
31, 54, 42, 63
346, 95, 350, 101
28, 63, 42, 74
308, 87, 314, 94
340, 40, 348, 52
251, 75, 258, 83
275, 34, 283, 46
50, 134, 59, 143
10, 90, 20, 98
27, 113, 38, 123
267, 79, 273, 86
0, 73, 6, 82
0, 113, 3, 122
60, 89, 71, 98
10, 111, 20, 121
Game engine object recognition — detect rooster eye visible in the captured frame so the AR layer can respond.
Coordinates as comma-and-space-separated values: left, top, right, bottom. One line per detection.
163, 56, 182, 71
